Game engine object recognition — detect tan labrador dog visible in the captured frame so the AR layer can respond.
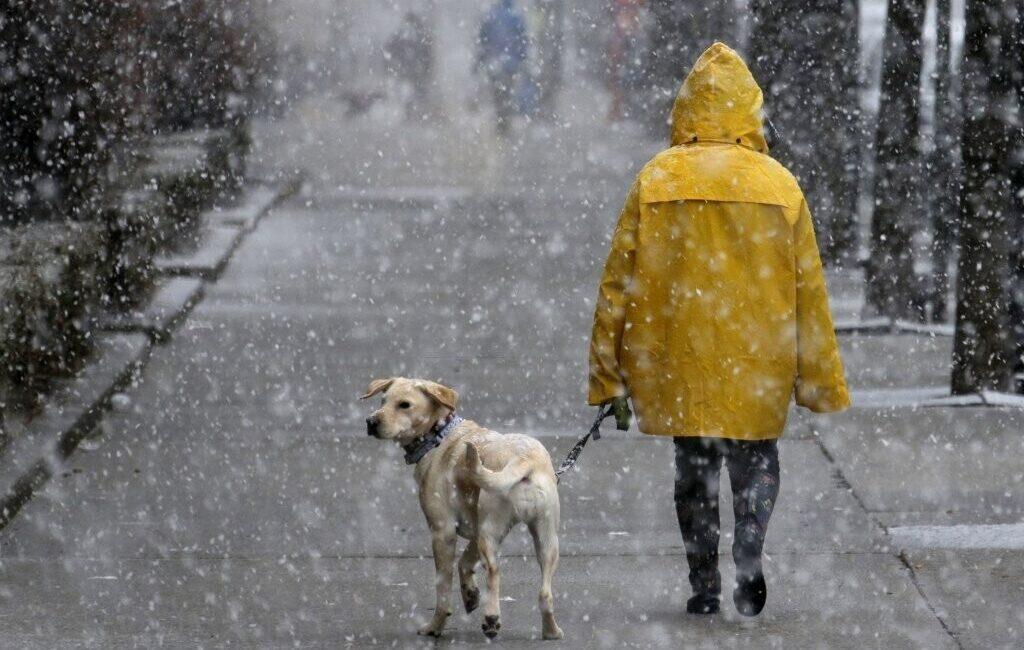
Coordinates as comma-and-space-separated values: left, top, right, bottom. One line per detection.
362, 377, 563, 640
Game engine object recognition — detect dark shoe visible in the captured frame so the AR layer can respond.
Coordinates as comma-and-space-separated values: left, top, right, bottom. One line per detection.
686, 553, 722, 597
733, 571, 767, 616
686, 593, 720, 615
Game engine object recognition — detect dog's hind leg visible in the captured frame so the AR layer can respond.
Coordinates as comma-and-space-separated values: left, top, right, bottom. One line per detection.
477, 517, 507, 638
417, 528, 456, 637
530, 512, 564, 640
459, 540, 481, 613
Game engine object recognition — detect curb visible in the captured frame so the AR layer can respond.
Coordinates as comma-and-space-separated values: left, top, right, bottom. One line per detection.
849, 387, 1024, 409
835, 318, 955, 337
153, 177, 299, 280
0, 177, 299, 532
154, 225, 247, 280
0, 334, 151, 529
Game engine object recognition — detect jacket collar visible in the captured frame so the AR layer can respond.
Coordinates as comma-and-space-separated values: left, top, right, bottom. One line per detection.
403, 413, 463, 465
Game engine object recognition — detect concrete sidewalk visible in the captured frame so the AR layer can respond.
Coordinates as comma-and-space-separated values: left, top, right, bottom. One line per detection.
0, 190, 993, 649
0, 90, 1021, 648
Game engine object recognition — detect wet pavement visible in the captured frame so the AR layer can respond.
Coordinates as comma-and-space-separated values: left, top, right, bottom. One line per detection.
0, 90, 1020, 649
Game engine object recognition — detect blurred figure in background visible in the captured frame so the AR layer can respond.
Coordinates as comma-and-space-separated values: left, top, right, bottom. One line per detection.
385, 12, 434, 120
606, 0, 646, 122
529, 0, 565, 119
475, 0, 528, 136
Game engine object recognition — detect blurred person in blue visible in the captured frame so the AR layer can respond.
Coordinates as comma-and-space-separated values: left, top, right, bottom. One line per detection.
475, 0, 528, 136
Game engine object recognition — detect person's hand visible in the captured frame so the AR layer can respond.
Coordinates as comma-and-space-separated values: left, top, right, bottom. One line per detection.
607, 396, 632, 431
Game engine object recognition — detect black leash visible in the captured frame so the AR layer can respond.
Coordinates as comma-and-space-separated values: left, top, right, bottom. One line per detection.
555, 405, 613, 483
765, 116, 785, 151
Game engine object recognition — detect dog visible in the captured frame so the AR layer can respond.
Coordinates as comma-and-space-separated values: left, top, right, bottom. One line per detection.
362, 377, 563, 640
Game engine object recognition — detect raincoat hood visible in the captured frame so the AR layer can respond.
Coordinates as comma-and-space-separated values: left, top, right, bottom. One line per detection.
670, 42, 768, 152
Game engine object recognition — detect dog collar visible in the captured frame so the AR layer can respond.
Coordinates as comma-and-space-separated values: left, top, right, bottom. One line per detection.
403, 414, 463, 465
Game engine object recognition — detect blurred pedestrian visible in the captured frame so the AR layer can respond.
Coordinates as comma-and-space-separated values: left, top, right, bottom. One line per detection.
385, 12, 434, 119
606, 0, 645, 122
475, 0, 528, 136
588, 43, 850, 617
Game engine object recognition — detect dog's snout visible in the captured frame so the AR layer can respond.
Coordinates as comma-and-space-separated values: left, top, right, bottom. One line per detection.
366, 415, 380, 437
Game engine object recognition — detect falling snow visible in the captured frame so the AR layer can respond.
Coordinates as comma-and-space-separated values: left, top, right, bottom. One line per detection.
0, 0, 1023, 647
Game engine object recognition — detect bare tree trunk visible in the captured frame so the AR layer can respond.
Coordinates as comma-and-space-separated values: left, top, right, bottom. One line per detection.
866, 0, 926, 320
826, 1, 861, 267
926, 0, 960, 323
1006, 0, 1024, 389
748, 0, 860, 266
950, 0, 1020, 394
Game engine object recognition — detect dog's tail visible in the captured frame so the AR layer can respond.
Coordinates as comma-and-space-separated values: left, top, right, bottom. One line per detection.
464, 443, 532, 493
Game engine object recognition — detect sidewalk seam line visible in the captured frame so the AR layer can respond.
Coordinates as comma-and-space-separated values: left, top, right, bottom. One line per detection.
897, 549, 964, 649
811, 425, 963, 649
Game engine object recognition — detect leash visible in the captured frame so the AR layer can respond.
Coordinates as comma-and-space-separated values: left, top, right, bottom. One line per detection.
765, 116, 785, 151
555, 405, 613, 483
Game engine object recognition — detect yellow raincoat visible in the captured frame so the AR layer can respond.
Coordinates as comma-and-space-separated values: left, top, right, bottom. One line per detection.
588, 42, 849, 439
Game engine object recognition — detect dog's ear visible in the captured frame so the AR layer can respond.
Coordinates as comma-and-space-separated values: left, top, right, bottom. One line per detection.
418, 381, 459, 410
360, 378, 395, 400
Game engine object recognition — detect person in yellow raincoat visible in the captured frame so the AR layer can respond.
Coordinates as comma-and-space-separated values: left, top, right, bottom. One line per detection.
588, 42, 850, 616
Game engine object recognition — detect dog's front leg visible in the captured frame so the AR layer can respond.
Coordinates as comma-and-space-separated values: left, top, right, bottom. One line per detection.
418, 528, 456, 637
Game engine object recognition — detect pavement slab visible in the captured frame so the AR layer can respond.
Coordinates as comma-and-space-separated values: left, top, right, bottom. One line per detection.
816, 407, 1024, 527
0, 553, 951, 649
837, 333, 953, 392
902, 549, 1024, 650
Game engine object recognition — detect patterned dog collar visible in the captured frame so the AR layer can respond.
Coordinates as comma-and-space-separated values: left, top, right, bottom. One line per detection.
403, 414, 464, 465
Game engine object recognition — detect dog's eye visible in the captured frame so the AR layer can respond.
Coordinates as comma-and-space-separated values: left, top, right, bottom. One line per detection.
398, 401, 411, 409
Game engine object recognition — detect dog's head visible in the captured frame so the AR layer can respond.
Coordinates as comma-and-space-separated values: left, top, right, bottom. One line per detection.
361, 377, 459, 443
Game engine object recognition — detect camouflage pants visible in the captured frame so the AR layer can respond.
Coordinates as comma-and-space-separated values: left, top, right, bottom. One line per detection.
673, 437, 780, 596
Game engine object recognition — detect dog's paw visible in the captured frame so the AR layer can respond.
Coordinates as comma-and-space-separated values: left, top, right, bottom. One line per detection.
417, 623, 444, 638
542, 612, 563, 640
481, 614, 501, 639
542, 623, 564, 640
462, 586, 480, 613
417, 612, 449, 637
